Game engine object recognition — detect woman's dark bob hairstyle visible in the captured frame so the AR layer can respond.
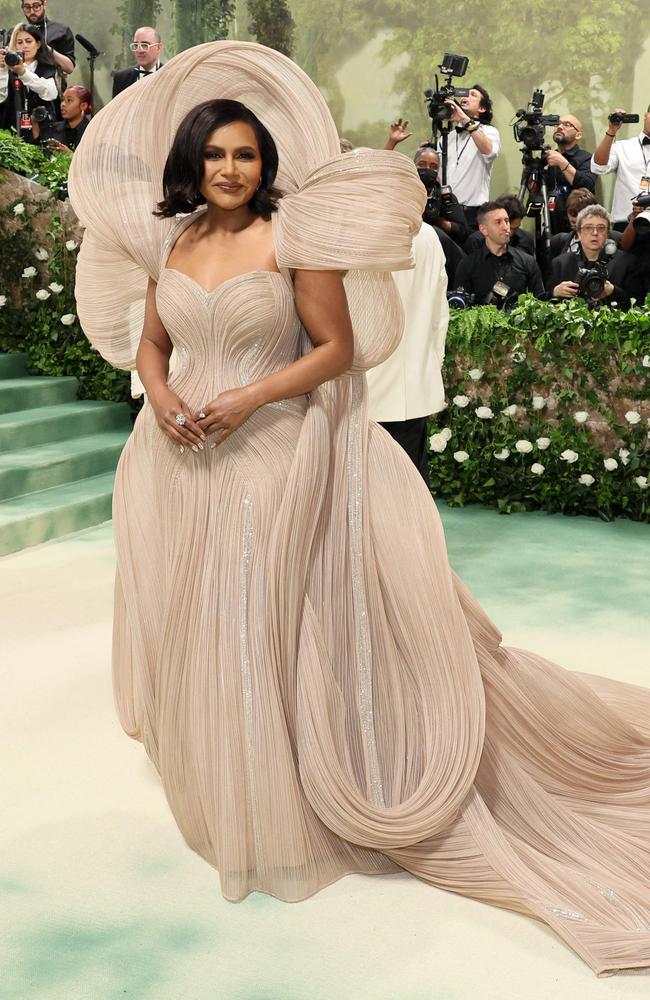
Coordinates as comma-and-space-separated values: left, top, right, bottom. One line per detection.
155, 99, 282, 219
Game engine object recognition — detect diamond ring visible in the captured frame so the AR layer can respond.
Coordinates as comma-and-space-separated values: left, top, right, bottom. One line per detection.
198, 410, 206, 419
175, 413, 186, 426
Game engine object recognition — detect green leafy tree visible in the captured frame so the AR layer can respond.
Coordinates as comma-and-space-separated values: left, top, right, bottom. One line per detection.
246, 0, 294, 57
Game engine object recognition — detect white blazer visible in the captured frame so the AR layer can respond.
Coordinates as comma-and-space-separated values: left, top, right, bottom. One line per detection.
366, 223, 448, 422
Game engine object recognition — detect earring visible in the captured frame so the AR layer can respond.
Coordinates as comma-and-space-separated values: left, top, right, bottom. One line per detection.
256, 178, 262, 191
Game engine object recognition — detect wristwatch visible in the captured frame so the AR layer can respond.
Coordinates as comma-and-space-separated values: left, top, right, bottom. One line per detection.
464, 119, 480, 133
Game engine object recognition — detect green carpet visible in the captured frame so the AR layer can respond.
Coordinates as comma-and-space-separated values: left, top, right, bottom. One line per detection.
1, 506, 649, 1000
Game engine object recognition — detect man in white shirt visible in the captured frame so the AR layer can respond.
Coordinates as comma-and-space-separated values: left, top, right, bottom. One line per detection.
437, 84, 501, 229
591, 105, 650, 229
366, 224, 448, 484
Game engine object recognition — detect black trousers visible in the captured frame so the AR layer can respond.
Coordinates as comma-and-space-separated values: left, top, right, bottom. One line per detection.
379, 416, 430, 487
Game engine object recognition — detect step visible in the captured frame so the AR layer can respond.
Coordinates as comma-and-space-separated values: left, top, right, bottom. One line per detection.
0, 353, 28, 379
0, 431, 129, 501
0, 472, 116, 556
0, 375, 79, 414
0, 400, 131, 452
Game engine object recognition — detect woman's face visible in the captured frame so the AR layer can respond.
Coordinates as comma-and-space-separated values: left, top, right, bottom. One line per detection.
199, 121, 263, 212
16, 31, 39, 61
61, 90, 85, 120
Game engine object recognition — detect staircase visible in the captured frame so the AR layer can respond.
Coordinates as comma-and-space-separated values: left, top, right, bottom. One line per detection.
0, 353, 132, 557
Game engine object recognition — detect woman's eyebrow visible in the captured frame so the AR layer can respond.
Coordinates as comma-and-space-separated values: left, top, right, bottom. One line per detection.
203, 144, 258, 153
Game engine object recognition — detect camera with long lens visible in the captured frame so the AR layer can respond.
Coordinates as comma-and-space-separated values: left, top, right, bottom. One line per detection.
512, 89, 560, 152
424, 180, 454, 220
576, 241, 617, 303
447, 287, 475, 309
4, 48, 25, 67
609, 112, 639, 126
424, 53, 470, 124
485, 280, 519, 311
633, 192, 650, 231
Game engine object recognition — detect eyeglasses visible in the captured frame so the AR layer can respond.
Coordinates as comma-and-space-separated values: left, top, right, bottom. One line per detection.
129, 41, 160, 51
580, 224, 608, 234
558, 121, 577, 129
22, 2, 44, 10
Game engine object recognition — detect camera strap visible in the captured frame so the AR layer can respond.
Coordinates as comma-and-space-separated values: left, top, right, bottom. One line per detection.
639, 138, 649, 173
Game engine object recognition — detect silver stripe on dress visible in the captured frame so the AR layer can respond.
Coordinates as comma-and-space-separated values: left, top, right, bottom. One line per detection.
239, 494, 264, 872
347, 377, 385, 808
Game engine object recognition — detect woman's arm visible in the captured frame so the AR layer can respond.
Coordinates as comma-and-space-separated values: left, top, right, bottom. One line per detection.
12, 65, 58, 101
136, 277, 205, 449
198, 270, 355, 447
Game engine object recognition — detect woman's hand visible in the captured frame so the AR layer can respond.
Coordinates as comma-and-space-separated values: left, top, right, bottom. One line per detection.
196, 385, 260, 448
149, 385, 206, 452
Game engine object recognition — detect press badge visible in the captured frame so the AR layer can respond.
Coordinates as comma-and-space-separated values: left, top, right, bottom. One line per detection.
640, 176, 650, 192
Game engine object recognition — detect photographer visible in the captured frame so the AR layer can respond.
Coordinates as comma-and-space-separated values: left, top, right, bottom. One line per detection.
0, 23, 57, 132
453, 201, 544, 305
547, 205, 634, 309
414, 143, 468, 246
30, 84, 91, 152
592, 106, 650, 229
463, 194, 534, 254
439, 85, 501, 228
16, 0, 74, 76
545, 114, 596, 233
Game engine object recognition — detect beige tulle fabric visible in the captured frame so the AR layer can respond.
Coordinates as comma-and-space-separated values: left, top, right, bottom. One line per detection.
69, 42, 650, 977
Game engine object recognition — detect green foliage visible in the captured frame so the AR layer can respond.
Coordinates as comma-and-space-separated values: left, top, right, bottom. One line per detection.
247, 0, 294, 56
0, 173, 130, 403
0, 130, 71, 194
428, 296, 650, 522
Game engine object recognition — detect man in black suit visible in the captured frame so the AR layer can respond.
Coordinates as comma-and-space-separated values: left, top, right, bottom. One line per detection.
19, 0, 74, 75
112, 26, 163, 98
547, 204, 635, 309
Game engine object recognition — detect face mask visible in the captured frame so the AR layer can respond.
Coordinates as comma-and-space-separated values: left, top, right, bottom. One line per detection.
417, 168, 438, 190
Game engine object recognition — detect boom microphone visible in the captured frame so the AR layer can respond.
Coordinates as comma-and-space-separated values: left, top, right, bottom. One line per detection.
75, 33, 101, 58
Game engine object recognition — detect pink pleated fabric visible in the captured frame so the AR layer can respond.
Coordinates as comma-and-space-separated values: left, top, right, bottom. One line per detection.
70, 42, 650, 976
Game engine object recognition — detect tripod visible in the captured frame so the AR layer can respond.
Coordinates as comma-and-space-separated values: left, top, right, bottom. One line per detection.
434, 121, 454, 186
517, 146, 553, 278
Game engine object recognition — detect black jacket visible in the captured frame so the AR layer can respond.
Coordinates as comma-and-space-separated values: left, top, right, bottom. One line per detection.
547, 145, 596, 234
36, 18, 75, 67
112, 65, 161, 98
2, 62, 57, 129
453, 243, 544, 303
547, 248, 635, 310
464, 227, 535, 256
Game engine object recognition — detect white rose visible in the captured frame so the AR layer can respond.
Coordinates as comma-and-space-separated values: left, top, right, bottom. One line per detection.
60, 313, 76, 326
642, 355, 650, 368
625, 410, 641, 425
560, 449, 579, 463
618, 448, 630, 466
0, 295, 6, 308
429, 433, 448, 453
578, 474, 595, 486
453, 395, 470, 408
65, 240, 78, 251
35, 247, 49, 261
35, 289, 50, 301
13, 203, 25, 215
48, 282, 64, 294
501, 404, 517, 417
603, 458, 618, 471
635, 476, 648, 489
453, 450, 469, 463
22, 266, 37, 278
530, 463, 545, 475
532, 395, 546, 410
511, 350, 525, 363
493, 448, 510, 461
440, 427, 452, 442
475, 406, 494, 419
515, 439, 533, 454
468, 368, 484, 381
536, 437, 551, 450
573, 411, 589, 424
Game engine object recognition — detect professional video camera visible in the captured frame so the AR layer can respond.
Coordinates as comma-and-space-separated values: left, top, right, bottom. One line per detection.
512, 90, 560, 151
609, 111, 639, 126
576, 240, 617, 304
424, 53, 470, 124
447, 287, 475, 309
633, 192, 650, 230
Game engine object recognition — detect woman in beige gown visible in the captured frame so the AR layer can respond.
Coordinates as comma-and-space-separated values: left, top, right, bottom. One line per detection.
69, 41, 650, 977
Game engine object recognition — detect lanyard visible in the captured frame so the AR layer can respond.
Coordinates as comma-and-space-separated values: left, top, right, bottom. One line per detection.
640, 138, 649, 172
456, 131, 473, 167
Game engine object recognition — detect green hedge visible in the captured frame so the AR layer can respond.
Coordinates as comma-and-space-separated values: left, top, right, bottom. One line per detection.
429, 296, 650, 521
0, 142, 130, 403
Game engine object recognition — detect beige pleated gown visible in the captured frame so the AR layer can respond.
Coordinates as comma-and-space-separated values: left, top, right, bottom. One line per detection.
69, 41, 650, 976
